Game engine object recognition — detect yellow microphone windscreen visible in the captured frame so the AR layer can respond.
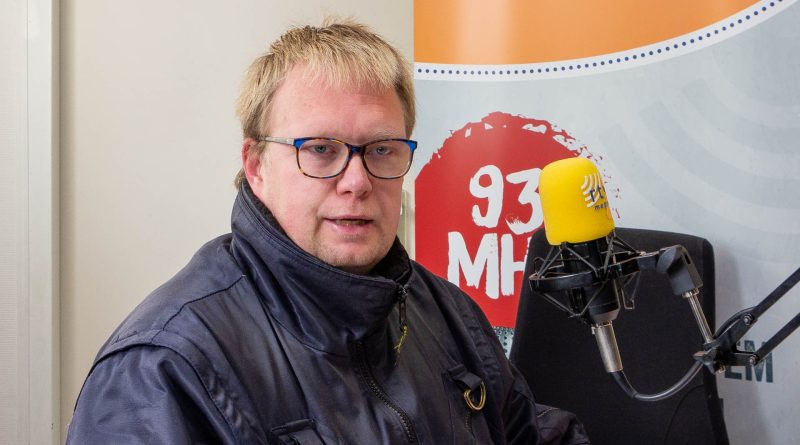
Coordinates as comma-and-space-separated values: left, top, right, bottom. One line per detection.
539, 157, 615, 245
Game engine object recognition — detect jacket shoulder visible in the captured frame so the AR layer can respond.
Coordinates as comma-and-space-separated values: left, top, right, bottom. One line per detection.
408, 260, 464, 296
67, 344, 248, 444
97, 234, 244, 358
409, 260, 490, 323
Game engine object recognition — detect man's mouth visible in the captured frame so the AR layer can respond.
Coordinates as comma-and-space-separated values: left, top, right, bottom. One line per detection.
333, 218, 370, 226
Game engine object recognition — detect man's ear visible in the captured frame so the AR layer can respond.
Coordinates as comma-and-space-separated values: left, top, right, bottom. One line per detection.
241, 138, 264, 189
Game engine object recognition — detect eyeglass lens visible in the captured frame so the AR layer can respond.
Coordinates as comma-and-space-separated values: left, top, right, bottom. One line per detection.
297, 139, 412, 178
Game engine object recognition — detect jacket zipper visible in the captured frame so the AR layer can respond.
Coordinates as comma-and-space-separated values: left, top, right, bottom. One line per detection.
353, 285, 418, 444
355, 341, 418, 444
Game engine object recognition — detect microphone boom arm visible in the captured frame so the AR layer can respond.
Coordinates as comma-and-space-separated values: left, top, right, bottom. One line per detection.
697, 267, 800, 372
529, 233, 800, 401
614, 246, 800, 376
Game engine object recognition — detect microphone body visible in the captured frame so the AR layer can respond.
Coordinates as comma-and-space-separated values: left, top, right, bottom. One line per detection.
536, 157, 624, 372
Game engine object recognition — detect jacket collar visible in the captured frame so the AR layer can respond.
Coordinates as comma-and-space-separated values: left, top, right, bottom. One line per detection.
230, 183, 411, 355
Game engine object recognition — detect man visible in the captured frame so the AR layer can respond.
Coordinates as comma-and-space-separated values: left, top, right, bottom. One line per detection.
67, 20, 589, 444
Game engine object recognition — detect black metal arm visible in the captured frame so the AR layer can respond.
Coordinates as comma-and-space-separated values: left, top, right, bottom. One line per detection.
697, 267, 800, 372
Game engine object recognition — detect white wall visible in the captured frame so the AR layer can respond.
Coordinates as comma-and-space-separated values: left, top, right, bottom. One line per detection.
60, 0, 413, 440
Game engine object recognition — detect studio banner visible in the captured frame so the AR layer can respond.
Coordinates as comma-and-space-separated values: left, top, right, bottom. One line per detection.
412, 1, 800, 443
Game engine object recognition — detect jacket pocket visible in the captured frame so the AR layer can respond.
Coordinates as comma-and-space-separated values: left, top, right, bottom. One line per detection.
270, 419, 339, 445
443, 364, 493, 445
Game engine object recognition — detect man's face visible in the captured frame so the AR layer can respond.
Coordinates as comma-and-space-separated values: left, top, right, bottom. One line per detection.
245, 66, 406, 275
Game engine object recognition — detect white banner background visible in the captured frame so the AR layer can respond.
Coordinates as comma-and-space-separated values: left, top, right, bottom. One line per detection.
413, 2, 800, 443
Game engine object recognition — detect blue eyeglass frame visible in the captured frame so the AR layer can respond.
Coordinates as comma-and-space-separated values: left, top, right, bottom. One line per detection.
257, 136, 418, 179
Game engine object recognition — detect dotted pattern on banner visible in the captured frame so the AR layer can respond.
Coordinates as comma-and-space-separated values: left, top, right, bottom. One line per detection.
416, 1, 784, 78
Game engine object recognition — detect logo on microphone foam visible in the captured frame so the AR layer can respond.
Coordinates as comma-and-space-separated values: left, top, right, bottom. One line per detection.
581, 172, 607, 209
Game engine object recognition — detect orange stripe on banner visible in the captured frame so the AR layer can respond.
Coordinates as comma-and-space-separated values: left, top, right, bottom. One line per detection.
415, 0, 760, 64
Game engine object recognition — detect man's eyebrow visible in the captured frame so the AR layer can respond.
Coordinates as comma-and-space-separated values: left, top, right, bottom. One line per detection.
364, 130, 406, 141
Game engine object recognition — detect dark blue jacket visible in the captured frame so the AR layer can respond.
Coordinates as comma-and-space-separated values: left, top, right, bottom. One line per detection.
67, 186, 589, 444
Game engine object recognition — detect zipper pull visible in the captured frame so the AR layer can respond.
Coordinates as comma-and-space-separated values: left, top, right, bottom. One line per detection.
394, 285, 409, 355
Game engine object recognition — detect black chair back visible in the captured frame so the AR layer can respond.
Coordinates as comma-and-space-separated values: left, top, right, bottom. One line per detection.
510, 227, 729, 445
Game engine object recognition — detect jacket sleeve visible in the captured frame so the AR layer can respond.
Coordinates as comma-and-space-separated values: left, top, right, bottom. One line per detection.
66, 345, 236, 445
502, 364, 591, 445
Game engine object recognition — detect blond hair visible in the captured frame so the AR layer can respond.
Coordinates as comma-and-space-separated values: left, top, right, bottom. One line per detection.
234, 18, 415, 187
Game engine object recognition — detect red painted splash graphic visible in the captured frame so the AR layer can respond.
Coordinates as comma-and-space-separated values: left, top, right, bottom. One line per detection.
415, 112, 612, 327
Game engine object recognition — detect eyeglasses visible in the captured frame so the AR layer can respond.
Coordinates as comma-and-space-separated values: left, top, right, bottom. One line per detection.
258, 136, 417, 179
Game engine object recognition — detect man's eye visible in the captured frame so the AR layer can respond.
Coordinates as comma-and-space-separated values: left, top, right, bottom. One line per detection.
308, 144, 333, 154
373, 146, 392, 156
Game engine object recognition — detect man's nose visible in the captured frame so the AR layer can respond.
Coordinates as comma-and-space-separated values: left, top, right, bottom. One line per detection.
336, 152, 373, 196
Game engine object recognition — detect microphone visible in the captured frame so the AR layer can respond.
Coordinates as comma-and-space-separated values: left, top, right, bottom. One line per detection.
529, 156, 800, 402
531, 156, 707, 401
535, 157, 624, 373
